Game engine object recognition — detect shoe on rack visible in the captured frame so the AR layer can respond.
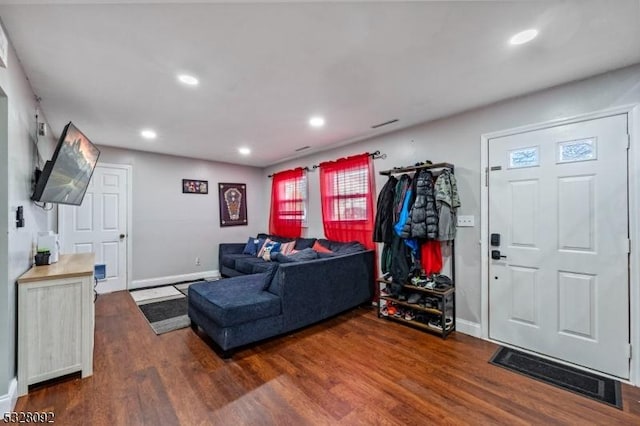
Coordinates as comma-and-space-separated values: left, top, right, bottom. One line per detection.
424, 297, 440, 309
407, 293, 421, 304
411, 277, 428, 287
435, 274, 452, 285
380, 306, 389, 317
404, 311, 415, 321
398, 293, 408, 302
380, 286, 391, 297
444, 317, 453, 330
428, 318, 443, 331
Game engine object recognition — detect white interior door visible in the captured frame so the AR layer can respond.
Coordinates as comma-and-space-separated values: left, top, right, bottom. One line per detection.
59, 164, 129, 293
488, 114, 630, 378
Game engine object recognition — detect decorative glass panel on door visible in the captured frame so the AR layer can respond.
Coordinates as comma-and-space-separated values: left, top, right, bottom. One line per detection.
557, 138, 597, 163
508, 146, 539, 169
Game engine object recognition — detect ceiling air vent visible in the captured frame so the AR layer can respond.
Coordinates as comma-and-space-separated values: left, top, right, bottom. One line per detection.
295, 145, 311, 152
371, 119, 398, 129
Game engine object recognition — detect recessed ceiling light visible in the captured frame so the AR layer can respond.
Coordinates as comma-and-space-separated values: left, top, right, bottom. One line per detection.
177, 74, 199, 86
140, 129, 157, 139
509, 29, 538, 45
238, 147, 251, 155
309, 116, 325, 128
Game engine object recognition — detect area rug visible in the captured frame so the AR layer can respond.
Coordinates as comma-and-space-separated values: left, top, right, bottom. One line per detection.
489, 346, 622, 409
130, 278, 216, 335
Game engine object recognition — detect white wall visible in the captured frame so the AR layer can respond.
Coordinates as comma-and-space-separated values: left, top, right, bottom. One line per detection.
97, 147, 265, 283
264, 63, 640, 326
0, 35, 56, 407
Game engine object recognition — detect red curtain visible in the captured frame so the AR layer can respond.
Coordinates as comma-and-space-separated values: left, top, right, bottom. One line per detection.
269, 167, 305, 238
318, 153, 376, 250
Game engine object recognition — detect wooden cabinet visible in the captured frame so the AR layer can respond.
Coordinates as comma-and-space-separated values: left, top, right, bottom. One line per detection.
17, 253, 95, 396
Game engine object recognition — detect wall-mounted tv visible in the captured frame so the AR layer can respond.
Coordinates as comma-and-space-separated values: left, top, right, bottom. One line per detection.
32, 121, 100, 206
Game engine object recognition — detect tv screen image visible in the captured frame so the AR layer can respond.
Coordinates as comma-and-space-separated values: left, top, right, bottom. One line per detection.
32, 122, 100, 206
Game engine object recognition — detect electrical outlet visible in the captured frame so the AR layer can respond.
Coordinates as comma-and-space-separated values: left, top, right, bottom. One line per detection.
195, 256, 201, 266
457, 215, 475, 227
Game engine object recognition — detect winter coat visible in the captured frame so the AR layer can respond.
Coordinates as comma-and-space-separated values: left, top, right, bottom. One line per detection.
405, 169, 438, 239
373, 176, 397, 243
435, 169, 460, 241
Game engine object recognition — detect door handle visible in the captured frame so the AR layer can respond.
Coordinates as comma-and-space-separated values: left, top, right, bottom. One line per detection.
119, 233, 126, 240
491, 250, 507, 260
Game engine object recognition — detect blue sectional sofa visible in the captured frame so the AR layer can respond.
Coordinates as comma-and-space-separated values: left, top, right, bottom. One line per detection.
188, 236, 375, 357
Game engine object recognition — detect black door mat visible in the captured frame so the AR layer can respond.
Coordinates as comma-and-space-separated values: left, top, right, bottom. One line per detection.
489, 346, 622, 409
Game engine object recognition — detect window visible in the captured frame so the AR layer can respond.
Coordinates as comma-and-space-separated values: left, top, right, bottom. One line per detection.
269, 168, 307, 237
318, 153, 375, 249
324, 167, 369, 221
275, 174, 308, 226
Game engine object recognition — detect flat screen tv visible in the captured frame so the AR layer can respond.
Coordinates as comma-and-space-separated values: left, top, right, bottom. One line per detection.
32, 121, 100, 206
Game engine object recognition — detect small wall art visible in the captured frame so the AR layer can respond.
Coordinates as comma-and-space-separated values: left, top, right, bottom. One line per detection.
219, 183, 247, 227
182, 179, 208, 194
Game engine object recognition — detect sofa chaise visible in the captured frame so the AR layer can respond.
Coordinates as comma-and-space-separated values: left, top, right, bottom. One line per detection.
188, 236, 375, 357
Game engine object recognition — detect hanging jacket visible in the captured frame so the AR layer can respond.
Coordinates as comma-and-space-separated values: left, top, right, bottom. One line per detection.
393, 174, 412, 225
435, 169, 460, 241
404, 169, 438, 239
395, 184, 418, 252
373, 176, 397, 243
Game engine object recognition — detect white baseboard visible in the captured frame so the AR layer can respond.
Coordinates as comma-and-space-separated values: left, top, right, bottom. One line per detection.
130, 270, 219, 290
0, 378, 18, 414
455, 318, 482, 338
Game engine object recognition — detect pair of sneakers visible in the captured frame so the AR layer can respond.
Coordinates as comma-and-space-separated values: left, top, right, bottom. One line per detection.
428, 317, 453, 331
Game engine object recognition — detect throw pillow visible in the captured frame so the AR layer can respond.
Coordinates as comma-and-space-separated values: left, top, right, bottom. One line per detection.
294, 237, 317, 250
258, 238, 282, 258
312, 241, 333, 254
242, 237, 264, 256
273, 248, 318, 263
279, 241, 296, 255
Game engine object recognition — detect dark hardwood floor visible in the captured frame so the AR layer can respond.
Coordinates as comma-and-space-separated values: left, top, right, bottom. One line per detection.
15, 291, 640, 425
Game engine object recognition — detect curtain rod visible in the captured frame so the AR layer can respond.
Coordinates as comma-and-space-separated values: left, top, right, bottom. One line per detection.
311, 150, 386, 170
268, 166, 309, 178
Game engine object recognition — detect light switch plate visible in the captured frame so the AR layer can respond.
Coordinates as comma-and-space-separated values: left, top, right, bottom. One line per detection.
457, 215, 474, 227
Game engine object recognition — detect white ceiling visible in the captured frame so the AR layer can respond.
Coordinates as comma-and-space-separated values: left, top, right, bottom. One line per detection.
0, 1, 639, 167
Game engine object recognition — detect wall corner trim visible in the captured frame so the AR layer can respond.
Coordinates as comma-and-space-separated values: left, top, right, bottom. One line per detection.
0, 378, 18, 414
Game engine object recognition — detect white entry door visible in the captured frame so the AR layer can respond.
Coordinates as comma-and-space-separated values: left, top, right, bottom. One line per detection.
59, 164, 130, 293
488, 114, 630, 378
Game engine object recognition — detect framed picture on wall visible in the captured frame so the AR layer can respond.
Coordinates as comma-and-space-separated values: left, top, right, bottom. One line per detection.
219, 183, 248, 227
183, 179, 208, 194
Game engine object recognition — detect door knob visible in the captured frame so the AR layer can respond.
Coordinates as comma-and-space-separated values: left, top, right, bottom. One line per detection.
491, 250, 507, 260
119, 234, 126, 239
